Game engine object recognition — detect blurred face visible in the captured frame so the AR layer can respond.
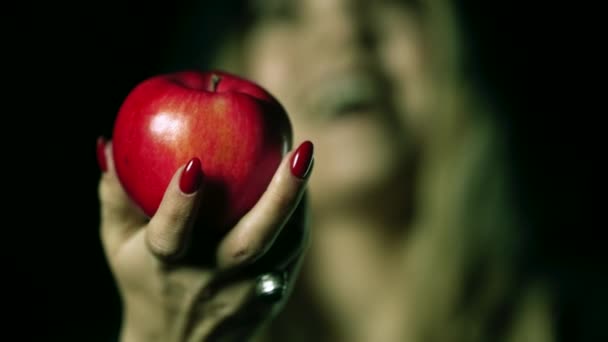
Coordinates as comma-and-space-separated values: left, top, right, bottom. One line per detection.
235, 0, 431, 209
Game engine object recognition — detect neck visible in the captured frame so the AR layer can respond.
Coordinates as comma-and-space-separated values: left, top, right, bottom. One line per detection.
277, 153, 420, 341
294, 182, 414, 341
311, 150, 418, 233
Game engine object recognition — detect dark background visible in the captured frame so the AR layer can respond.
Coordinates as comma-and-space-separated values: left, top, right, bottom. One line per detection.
3, 1, 601, 341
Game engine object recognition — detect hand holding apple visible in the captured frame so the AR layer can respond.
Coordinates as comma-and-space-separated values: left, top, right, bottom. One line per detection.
97, 134, 313, 342
111, 70, 292, 232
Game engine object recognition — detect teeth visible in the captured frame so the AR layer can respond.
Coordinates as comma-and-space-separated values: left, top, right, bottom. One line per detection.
309, 73, 387, 118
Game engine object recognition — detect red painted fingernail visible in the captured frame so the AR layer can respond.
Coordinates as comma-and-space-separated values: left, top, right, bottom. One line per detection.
179, 158, 203, 194
290, 141, 314, 179
96, 136, 108, 173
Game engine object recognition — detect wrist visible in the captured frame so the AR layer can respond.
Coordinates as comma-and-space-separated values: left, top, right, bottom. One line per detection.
117, 297, 265, 342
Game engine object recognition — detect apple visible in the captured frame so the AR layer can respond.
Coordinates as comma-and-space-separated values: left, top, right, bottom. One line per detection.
112, 70, 292, 231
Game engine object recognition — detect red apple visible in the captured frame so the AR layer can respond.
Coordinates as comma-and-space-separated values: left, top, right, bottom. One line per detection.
112, 70, 292, 231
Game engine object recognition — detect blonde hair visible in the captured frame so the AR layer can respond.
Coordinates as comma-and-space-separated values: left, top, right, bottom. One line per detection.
181, 0, 558, 340
402, 0, 555, 341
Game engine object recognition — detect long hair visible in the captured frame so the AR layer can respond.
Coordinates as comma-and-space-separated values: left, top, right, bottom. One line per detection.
165, 1, 561, 341
401, 1, 556, 341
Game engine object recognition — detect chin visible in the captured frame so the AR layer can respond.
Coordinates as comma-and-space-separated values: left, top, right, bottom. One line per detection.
305, 117, 409, 210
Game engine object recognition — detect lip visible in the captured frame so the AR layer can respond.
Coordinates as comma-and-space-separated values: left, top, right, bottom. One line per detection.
301, 67, 392, 120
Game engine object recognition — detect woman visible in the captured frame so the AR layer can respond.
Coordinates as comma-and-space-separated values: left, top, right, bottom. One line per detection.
98, 0, 557, 341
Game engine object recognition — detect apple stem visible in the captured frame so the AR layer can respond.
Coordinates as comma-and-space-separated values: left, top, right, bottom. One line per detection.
209, 74, 221, 92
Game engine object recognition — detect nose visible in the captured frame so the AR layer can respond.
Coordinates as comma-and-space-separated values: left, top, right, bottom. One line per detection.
310, 0, 375, 53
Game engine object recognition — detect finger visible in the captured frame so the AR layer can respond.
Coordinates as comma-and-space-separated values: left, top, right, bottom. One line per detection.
201, 220, 310, 332
217, 141, 314, 269
200, 211, 311, 317
146, 157, 204, 261
248, 196, 311, 272
98, 138, 148, 254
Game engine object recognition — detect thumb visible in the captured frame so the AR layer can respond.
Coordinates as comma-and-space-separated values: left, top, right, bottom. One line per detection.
146, 158, 204, 261
98, 138, 148, 256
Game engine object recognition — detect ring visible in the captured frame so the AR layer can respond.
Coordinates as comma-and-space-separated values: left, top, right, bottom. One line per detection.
255, 271, 287, 302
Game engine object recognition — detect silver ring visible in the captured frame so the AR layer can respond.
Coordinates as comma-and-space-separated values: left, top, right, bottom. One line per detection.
255, 272, 287, 302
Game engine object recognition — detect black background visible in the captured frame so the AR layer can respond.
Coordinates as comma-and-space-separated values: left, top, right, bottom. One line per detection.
3, 1, 602, 341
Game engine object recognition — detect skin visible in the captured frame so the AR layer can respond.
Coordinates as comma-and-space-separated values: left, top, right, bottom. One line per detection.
100, 0, 432, 341
99, 141, 312, 341
103, 1, 560, 342
238, 1, 430, 340
242, 0, 429, 213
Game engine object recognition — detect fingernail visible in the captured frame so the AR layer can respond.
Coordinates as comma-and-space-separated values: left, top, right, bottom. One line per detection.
179, 158, 203, 194
96, 136, 108, 173
290, 141, 314, 179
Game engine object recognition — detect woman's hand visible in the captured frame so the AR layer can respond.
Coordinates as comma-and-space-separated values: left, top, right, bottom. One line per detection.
97, 138, 314, 342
